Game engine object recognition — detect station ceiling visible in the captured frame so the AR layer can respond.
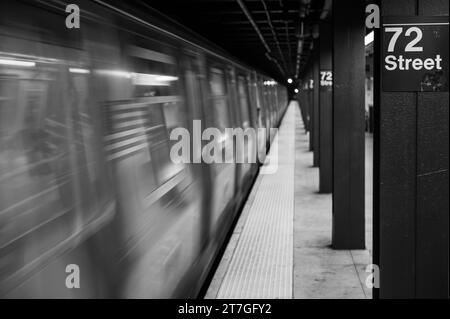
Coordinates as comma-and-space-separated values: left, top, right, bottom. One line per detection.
129, 0, 330, 83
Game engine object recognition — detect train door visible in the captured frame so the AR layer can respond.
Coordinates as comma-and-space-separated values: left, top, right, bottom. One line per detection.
0, 9, 115, 298
235, 74, 256, 190
180, 50, 213, 253
247, 73, 258, 130
225, 67, 243, 200
262, 80, 272, 143
205, 64, 236, 236
258, 78, 268, 147
274, 85, 280, 125
253, 74, 267, 164
97, 22, 204, 296
269, 85, 277, 141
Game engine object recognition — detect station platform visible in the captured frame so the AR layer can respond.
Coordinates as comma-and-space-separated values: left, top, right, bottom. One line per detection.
206, 101, 373, 299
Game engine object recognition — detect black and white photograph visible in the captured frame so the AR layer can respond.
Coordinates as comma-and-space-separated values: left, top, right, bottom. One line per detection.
0, 0, 448, 308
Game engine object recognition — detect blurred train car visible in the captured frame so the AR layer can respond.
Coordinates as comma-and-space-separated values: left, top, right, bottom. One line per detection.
0, 0, 288, 298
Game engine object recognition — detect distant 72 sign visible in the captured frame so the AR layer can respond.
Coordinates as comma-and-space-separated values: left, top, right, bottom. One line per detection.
320, 71, 332, 87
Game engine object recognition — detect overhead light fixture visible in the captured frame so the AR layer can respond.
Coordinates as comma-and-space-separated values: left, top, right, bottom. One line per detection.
69, 68, 90, 74
287, 78, 293, 84
0, 58, 35, 67
294, 88, 299, 94
94, 70, 178, 86
365, 31, 374, 46
132, 73, 178, 86
95, 69, 132, 78
153, 75, 178, 82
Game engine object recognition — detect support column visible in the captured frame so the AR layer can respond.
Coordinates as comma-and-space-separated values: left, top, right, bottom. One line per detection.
313, 48, 320, 167
308, 68, 314, 152
319, 21, 333, 193
376, 0, 449, 298
332, 0, 366, 249
297, 82, 310, 132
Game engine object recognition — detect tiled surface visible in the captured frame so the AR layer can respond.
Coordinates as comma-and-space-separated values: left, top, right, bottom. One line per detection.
207, 101, 373, 299
210, 103, 296, 299
204, 177, 262, 299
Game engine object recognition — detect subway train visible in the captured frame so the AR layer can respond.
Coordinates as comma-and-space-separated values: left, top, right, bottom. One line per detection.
0, 0, 288, 298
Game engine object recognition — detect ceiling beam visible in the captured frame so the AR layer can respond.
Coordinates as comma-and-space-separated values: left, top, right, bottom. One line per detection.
235, 0, 285, 77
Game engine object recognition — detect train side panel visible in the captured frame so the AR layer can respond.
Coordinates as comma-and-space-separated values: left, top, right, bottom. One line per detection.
0, 0, 288, 298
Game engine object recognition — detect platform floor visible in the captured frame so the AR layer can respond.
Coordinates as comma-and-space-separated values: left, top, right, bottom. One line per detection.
206, 101, 372, 299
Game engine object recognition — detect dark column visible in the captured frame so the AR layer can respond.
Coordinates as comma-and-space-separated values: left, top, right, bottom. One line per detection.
297, 84, 310, 132
308, 68, 314, 152
332, 0, 366, 249
313, 48, 320, 167
376, 0, 449, 298
319, 21, 333, 193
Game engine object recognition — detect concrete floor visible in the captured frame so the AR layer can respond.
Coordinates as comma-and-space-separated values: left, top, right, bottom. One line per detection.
206, 103, 297, 299
293, 106, 373, 299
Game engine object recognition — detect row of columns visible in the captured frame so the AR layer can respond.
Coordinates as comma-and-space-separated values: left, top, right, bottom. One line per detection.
297, 1, 366, 251
295, 0, 448, 298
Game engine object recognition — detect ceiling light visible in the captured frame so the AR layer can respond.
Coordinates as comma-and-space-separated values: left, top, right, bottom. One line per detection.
69, 68, 90, 74
0, 58, 35, 67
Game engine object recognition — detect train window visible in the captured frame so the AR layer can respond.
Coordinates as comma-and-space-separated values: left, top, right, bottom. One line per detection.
103, 41, 186, 205
254, 79, 263, 128
69, 68, 114, 218
0, 76, 19, 140
237, 76, 251, 129
265, 90, 271, 129
128, 44, 185, 187
208, 68, 231, 131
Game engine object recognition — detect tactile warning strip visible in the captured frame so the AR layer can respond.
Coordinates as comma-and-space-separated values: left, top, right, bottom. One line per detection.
216, 102, 297, 299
